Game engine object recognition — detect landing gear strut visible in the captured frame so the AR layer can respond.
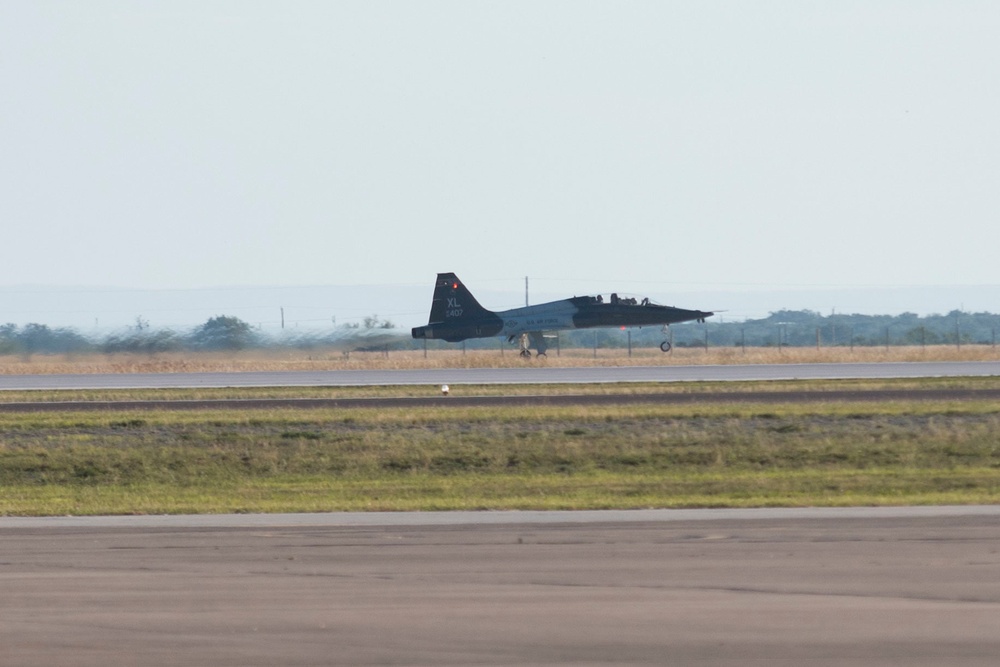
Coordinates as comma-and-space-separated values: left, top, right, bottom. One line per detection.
519, 334, 531, 358
528, 332, 548, 357
515, 333, 547, 358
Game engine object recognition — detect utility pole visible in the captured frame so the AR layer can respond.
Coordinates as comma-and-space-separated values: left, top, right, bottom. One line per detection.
525, 276, 529, 307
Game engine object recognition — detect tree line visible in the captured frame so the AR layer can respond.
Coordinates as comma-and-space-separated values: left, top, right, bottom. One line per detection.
3, 310, 999, 356
0, 315, 399, 357
451, 309, 1000, 351
561, 309, 1000, 350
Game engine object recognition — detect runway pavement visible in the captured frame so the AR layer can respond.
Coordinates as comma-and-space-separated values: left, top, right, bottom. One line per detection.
3, 362, 999, 665
1, 360, 1000, 390
2, 507, 999, 666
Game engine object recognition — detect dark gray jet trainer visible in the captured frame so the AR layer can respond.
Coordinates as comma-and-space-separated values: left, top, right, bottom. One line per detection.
412, 272, 713, 357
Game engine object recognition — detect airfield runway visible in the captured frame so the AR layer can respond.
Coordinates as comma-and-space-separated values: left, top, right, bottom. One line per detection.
3, 363, 999, 664
2, 507, 1000, 666
1, 360, 999, 390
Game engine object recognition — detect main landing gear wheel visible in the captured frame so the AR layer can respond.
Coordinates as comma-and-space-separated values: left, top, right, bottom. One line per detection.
519, 349, 531, 358
660, 341, 672, 353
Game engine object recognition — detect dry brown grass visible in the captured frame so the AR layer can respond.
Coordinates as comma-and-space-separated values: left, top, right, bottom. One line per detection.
1, 344, 997, 375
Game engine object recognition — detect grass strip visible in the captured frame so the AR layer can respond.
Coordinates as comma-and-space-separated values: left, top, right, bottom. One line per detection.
1, 399, 998, 515
1, 470, 996, 516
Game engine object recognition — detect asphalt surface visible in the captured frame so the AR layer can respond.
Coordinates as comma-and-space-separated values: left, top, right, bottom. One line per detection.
3, 363, 999, 664
2, 507, 999, 666
1, 360, 1000, 390
2, 386, 1000, 412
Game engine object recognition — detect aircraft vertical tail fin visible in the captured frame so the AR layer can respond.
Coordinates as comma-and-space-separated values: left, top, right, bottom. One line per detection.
427, 272, 494, 324
413, 273, 504, 342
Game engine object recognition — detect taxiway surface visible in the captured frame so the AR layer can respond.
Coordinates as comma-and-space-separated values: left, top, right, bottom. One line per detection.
1, 360, 999, 390
3, 507, 999, 666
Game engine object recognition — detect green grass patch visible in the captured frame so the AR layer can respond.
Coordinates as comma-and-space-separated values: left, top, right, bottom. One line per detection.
1, 397, 999, 515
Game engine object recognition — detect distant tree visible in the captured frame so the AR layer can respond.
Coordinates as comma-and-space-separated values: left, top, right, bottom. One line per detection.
0, 323, 92, 356
902, 327, 940, 345
31, 324, 91, 354
102, 329, 182, 356
189, 316, 257, 350
0, 323, 18, 355
21, 323, 55, 354
362, 314, 396, 330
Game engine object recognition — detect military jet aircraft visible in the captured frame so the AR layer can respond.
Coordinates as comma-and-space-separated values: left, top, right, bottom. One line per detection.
411, 272, 713, 357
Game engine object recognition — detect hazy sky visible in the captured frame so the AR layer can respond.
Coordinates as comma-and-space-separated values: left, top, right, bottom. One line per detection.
3, 2, 999, 305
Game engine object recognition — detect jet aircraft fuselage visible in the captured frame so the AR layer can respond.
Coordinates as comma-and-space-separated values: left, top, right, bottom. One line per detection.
411, 273, 713, 356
